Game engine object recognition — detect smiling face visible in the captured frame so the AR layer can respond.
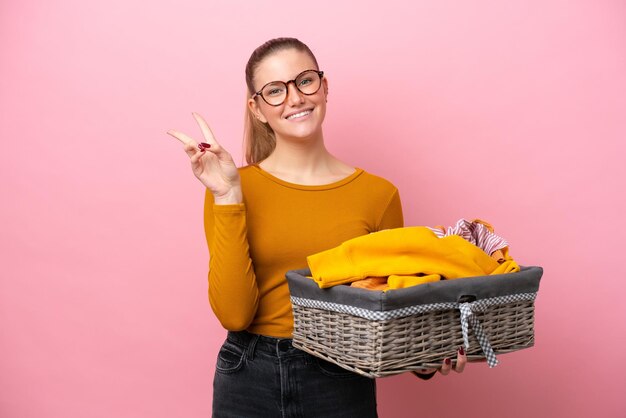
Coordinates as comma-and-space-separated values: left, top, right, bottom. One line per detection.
247, 48, 328, 142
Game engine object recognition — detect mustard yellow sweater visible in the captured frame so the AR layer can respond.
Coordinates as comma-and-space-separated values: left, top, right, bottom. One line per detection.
203, 164, 403, 338
307, 227, 520, 288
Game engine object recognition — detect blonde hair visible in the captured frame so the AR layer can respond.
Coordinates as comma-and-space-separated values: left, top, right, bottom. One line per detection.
243, 37, 319, 164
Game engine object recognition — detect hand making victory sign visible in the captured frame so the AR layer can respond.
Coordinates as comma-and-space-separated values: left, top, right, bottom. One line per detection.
167, 112, 243, 205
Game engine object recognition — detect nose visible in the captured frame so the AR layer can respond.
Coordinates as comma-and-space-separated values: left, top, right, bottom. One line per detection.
285, 81, 305, 106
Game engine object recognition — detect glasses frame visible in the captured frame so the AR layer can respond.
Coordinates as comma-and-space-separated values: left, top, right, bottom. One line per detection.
253, 70, 325, 106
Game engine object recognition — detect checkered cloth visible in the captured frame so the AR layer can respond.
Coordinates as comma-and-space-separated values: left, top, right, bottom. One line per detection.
290, 292, 536, 368
459, 301, 495, 367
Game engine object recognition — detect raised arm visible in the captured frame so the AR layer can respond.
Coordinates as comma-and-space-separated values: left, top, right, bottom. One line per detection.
168, 112, 259, 330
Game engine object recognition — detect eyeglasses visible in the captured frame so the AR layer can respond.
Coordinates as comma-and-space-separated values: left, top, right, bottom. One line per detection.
253, 70, 324, 106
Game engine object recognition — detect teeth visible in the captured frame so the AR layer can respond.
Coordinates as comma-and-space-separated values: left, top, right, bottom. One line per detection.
286, 110, 312, 120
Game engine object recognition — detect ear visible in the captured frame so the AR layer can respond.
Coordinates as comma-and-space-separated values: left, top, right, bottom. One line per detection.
248, 98, 268, 124
322, 76, 329, 97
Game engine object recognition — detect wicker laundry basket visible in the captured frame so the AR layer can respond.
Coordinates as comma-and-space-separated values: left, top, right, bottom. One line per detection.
286, 266, 543, 378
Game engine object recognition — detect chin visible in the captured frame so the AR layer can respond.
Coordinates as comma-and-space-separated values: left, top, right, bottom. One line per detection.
274, 118, 324, 141
278, 125, 323, 141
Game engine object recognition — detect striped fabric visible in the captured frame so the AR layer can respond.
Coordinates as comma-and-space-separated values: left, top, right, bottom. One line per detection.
427, 219, 509, 256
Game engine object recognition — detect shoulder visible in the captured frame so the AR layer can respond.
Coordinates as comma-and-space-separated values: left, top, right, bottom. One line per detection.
238, 164, 261, 184
349, 169, 401, 210
356, 169, 399, 193
238, 164, 256, 176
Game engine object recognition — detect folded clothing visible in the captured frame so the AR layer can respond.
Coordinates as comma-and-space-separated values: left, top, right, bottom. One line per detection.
307, 226, 519, 289
350, 274, 441, 291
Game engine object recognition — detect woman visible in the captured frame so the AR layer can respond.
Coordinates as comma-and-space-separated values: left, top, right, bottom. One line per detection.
168, 37, 466, 418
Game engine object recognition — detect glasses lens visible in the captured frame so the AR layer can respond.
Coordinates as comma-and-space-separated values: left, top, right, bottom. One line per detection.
259, 71, 322, 106
262, 82, 287, 106
295, 70, 321, 95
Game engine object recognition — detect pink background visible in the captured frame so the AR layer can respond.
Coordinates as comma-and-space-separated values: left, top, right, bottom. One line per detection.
2, 0, 625, 417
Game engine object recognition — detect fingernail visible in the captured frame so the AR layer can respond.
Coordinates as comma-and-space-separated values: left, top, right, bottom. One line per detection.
458, 346, 465, 355
200, 142, 211, 148
445, 358, 451, 365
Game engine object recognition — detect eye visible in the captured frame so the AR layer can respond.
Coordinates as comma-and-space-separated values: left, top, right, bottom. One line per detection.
264, 84, 286, 97
298, 77, 313, 86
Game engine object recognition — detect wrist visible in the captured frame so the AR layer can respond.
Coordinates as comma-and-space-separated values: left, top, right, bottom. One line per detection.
213, 187, 243, 205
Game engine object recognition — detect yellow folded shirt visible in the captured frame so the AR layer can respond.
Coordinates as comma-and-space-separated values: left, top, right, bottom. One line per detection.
387, 273, 441, 289
349, 274, 441, 292
307, 226, 520, 288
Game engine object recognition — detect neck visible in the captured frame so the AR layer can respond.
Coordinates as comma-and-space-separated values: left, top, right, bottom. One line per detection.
261, 130, 334, 176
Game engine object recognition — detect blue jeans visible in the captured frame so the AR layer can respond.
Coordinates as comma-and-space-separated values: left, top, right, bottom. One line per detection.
212, 330, 378, 418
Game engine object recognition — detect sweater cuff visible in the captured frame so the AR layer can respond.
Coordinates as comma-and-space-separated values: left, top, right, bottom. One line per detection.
212, 203, 245, 213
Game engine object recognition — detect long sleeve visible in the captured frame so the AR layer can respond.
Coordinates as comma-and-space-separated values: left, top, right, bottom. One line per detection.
203, 189, 259, 330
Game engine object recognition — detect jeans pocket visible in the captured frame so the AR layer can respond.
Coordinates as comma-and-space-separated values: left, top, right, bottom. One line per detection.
314, 357, 361, 378
216, 341, 246, 374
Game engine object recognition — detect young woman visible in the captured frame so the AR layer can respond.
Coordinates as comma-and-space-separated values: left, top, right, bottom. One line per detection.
168, 37, 466, 418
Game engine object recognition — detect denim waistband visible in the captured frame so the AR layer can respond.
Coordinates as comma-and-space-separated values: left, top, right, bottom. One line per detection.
226, 330, 305, 359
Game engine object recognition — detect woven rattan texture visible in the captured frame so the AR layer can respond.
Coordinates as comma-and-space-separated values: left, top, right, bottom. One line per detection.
291, 300, 535, 378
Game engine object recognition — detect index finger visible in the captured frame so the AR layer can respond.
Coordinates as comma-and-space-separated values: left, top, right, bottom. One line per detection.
438, 357, 452, 376
454, 346, 467, 373
192, 112, 220, 146
166, 129, 197, 146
